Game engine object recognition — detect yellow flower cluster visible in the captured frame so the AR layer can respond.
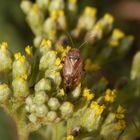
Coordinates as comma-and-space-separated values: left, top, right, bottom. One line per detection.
90, 101, 105, 116
66, 135, 74, 140
51, 10, 64, 20
14, 52, 26, 64
0, 42, 8, 49
104, 89, 117, 103
25, 46, 33, 56
84, 59, 101, 72
115, 120, 126, 130
115, 105, 125, 119
84, 6, 97, 16
40, 39, 52, 48
83, 88, 94, 101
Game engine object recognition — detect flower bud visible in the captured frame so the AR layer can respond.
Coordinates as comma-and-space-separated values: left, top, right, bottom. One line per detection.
13, 52, 31, 79
33, 91, 48, 105
71, 83, 81, 99
27, 4, 44, 35
12, 77, 29, 98
46, 111, 57, 122
20, 0, 32, 14
0, 84, 11, 103
60, 102, 74, 118
36, 0, 50, 11
29, 114, 37, 123
35, 78, 51, 92
0, 42, 12, 72
131, 51, 140, 80
49, 0, 64, 11
35, 104, 48, 117
25, 95, 33, 105
48, 97, 60, 111
39, 51, 57, 70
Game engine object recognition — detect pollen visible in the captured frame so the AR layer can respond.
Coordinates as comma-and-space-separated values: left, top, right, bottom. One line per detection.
14, 52, 25, 63
104, 89, 117, 103
83, 88, 94, 101
58, 88, 65, 96
69, 0, 77, 4
51, 10, 64, 20
84, 6, 97, 16
0, 42, 8, 49
32, 4, 39, 13
40, 39, 52, 48
90, 101, 105, 116
66, 135, 74, 140
115, 120, 126, 130
104, 13, 114, 24
25, 46, 32, 56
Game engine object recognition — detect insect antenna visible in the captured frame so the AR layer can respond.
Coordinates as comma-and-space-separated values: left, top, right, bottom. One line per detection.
64, 30, 75, 47
78, 32, 97, 49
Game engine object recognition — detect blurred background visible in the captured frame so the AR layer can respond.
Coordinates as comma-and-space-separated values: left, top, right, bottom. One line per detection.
0, 0, 140, 140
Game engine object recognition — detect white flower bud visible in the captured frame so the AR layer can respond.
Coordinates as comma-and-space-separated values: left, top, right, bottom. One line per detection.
46, 111, 57, 122
25, 96, 33, 106
0, 84, 11, 103
35, 78, 51, 92
39, 51, 57, 70
33, 91, 48, 105
0, 43, 12, 72
60, 102, 74, 118
48, 97, 60, 111
12, 78, 29, 98
35, 104, 48, 117
49, 0, 64, 11
29, 114, 37, 123
20, 0, 32, 14
36, 0, 50, 11
71, 83, 81, 99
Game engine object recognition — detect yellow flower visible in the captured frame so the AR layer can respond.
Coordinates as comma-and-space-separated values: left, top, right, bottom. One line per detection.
69, 0, 77, 4
25, 46, 33, 56
55, 58, 63, 69
58, 88, 65, 96
90, 101, 105, 116
66, 135, 74, 140
104, 13, 114, 24
51, 10, 64, 20
104, 89, 117, 103
0, 42, 8, 49
115, 120, 126, 130
84, 59, 101, 72
84, 6, 97, 16
83, 88, 94, 101
115, 105, 125, 119
14, 52, 25, 63
32, 4, 39, 13
40, 39, 52, 48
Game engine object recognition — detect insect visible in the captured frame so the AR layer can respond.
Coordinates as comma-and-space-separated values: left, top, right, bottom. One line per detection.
62, 48, 84, 87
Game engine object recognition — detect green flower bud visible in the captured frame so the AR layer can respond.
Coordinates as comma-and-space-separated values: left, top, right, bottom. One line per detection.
36, 0, 50, 11
131, 51, 140, 80
35, 78, 51, 92
29, 114, 37, 123
60, 102, 74, 119
29, 104, 37, 113
27, 4, 44, 35
49, 0, 64, 11
25, 96, 33, 106
12, 77, 29, 98
33, 91, 48, 105
101, 113, 125, 140
13, 53, 31, 79
20, 0, 32, 14
45, 70, 62, 87
43, 18, 56, 40
46, 111, 57, 122
33, 35, 43, 48
48, 97, 60, 111
0, 42, 12, 72
71, 83, 81, 99
0, 84, 11, 103
39, 51, 57, 70
35, 104, 48, 117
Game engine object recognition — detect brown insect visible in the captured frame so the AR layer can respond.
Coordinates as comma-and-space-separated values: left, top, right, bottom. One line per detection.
62, 48, 84, 87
